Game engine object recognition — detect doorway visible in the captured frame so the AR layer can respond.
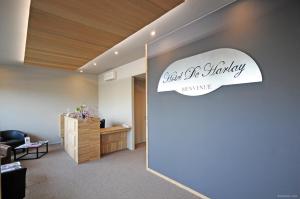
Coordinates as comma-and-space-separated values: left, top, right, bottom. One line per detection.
133, 74, 146, 147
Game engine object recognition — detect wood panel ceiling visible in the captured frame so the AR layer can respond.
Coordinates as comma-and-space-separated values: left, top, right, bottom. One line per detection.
24, 0, 184, 70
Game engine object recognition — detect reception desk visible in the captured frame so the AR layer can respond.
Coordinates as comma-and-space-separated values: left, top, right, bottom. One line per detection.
64, 116, 100, 164
61, 115, 130, 163
100, 126, 130, 155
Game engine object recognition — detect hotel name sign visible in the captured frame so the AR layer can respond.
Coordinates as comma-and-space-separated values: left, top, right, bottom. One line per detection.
157, 48, 262, 96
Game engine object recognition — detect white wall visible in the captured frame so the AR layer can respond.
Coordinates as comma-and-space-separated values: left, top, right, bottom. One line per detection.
0, 65, 98, 144
98, 57, 146, 150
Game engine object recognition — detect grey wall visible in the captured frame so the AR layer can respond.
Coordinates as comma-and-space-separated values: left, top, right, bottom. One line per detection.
147, 0, 300, 198
0, 65, 98, 144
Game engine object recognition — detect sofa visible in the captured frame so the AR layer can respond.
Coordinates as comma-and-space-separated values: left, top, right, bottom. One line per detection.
0, 130, 27, 149
1, 167, 27, 199
0, 144, 12, 164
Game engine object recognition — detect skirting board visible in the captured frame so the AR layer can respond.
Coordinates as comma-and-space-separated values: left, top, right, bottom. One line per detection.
147, 168, 210, 199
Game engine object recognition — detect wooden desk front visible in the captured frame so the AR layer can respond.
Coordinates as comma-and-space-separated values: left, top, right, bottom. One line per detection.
64, 116, 100, 164
100, 126, 130, 155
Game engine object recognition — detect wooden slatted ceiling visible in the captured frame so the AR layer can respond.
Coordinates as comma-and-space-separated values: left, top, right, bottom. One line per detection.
25, 0, 184, 70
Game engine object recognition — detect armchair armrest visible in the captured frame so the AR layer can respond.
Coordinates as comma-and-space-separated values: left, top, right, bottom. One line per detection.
0, 144, 12, 164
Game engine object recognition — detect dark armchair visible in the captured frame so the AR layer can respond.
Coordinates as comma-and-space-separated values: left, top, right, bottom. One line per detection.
0, 130, 27, 149
0, 144, 12, 164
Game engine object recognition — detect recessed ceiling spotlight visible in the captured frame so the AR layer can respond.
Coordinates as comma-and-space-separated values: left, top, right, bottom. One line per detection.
150, 30, 156, 36
114, 51, 119, 55
93, 62, 97, 66
79, 70, 83, 73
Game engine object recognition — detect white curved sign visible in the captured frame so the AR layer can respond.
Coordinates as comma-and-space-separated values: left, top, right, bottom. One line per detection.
157, 48, 262, 96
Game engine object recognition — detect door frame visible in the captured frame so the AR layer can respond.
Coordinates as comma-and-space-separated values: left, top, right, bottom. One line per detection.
132, 74, 146, 148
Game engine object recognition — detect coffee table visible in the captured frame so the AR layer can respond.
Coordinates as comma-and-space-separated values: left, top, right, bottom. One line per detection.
14, 141, 48, 160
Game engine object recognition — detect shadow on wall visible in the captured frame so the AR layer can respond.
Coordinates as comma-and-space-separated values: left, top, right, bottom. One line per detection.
25, 133, 43, 142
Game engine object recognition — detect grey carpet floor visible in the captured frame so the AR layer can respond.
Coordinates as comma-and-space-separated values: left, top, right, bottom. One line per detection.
22, 144, 200, 199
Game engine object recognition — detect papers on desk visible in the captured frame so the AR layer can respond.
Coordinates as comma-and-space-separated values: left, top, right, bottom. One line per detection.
122, 124, 130, 128
1, 161, 22, 173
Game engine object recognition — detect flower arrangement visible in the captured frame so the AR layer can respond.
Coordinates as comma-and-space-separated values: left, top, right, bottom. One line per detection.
65, 104, 96, 119
75, 104, 90, 119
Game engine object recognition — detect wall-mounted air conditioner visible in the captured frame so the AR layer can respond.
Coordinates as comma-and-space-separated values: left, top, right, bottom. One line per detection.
104, 71, 116, 81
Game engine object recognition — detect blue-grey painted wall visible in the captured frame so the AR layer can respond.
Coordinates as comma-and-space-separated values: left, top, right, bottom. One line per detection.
147, 0, 300, 198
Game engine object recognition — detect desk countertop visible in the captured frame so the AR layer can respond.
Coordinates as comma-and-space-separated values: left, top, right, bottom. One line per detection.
100, 126, 130, 135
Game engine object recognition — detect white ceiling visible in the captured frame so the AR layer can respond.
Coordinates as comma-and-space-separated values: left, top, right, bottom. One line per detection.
0, 0, 237, 74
